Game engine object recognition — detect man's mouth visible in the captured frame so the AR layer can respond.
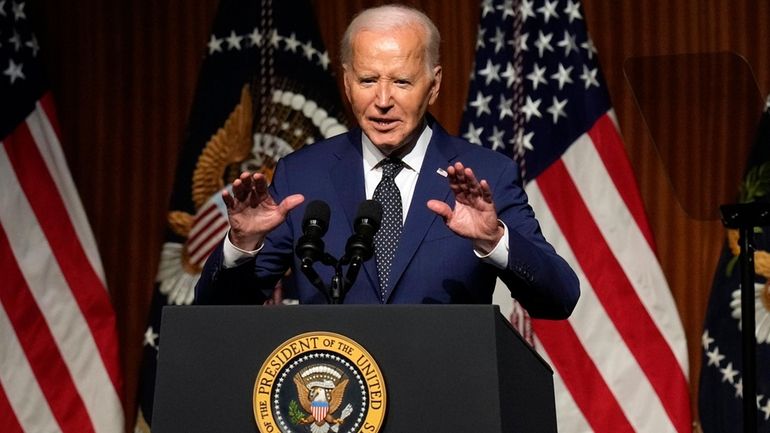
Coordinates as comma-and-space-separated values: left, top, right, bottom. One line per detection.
370, 118, 399, 130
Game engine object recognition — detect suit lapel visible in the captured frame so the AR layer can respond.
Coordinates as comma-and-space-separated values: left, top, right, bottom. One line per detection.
328, 130, 380, 298
383, 123, 458, 302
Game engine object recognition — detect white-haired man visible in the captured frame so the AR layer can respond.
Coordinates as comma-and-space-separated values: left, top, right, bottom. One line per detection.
195, 4, 579, 319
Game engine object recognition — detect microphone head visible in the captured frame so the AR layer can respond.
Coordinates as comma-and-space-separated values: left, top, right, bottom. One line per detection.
302, 200, 330, 235
355, 200, 382, 233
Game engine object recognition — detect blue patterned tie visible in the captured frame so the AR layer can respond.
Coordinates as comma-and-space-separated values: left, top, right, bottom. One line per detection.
373, 158, 405, 301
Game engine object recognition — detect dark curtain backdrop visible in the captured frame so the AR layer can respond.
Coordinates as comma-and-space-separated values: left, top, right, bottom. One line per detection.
28, 1, 770, 430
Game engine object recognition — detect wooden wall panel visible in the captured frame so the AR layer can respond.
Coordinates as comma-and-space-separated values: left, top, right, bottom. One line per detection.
28, 0, 770, 430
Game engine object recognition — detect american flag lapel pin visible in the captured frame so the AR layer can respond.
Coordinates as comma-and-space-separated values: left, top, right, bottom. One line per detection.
436, 167, 447, 177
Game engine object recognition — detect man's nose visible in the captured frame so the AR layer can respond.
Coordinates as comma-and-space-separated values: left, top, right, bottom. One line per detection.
374, 83, 393, 109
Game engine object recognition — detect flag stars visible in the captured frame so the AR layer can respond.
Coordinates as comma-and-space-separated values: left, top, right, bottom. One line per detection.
489, 27, 506, 54
143, 326, 159, 349
317, 51, 330, 70
248, 28, 262, 47
580, 64, 599, 89
521, 96, 542, 121
701, 330, 714, 349
547, 96, 568, 123
537, 0, 560, 23
514, 129, 535, 153
706, 346, 725, 366
3, 58, 24, 84
469, 90, 493, 117
284, 32, 300, 52
498, 95, 514, 120
534, 31, 553, 58
302, 42, 317, 60
25, 34, 39, 57
518, 32, 529, 51
463, 123, 484, 145
478, 59, 501, 85
496, 0, 515, 20
489, 126, 506, 151
8, 29, 21, 51
12, 0, 24, 21
0, 0, 5, 16
526, 63, 547, 90
734, 378, 743, 398
481, 0, 495, 18
501, 62, 518, 87
226, 30, 243, 50
207, 34, 224, 54
761, 398, 770, 421
269, 29, 281, 48
520, 0, 535, 22
564, 0, 583, 23
551, 63, 573, 89
476, 26, 487, 49
557, 31, 578, 57
719, 362, 738, 384
581, 37, 598, 59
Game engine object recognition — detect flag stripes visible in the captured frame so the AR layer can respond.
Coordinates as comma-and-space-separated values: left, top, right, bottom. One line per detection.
0, 302, 59, 433
523, 113, 690, 433
0, 227, 96, 433
527, 183, 674, 432
0, 378, 29, 433
3, 109, 122, 392
0, 101, 124, 432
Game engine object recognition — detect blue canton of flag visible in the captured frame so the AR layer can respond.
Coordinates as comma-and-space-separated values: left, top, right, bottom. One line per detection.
699, 95, 770, 432
460, 0, 609, 180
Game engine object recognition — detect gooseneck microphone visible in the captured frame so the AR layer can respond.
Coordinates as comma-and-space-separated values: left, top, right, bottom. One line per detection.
345, 200, 383, 262
295, 200, 330, 265
293, 199, 382, 304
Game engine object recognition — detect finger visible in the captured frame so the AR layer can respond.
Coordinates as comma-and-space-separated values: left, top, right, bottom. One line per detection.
479, 179, 494, 203
278, 194, 305, 215
426, 199, 453, 221
222, 189, 234, 209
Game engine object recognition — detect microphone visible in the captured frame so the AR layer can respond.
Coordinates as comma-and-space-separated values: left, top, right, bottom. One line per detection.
345, 200, 382, 262
295, 200, 330, 264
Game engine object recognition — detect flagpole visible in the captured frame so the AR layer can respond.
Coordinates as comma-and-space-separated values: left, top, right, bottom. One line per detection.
720, 202, 769, 432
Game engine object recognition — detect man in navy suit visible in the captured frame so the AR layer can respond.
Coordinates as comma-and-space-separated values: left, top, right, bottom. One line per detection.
195, 4, 579, 319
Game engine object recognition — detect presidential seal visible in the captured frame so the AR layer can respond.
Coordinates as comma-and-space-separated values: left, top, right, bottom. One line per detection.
253, 332, 387, 433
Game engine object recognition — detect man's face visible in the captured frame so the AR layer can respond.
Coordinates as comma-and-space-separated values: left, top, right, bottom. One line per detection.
343, 26, 442, 155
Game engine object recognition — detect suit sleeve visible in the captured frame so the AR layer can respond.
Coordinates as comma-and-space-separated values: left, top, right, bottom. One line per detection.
194, 159, 296, 305
492, 162, 580, 319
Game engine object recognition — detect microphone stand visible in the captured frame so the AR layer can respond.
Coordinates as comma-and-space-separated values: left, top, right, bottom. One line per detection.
720, 201, 770, 433
299, 252, 361, 304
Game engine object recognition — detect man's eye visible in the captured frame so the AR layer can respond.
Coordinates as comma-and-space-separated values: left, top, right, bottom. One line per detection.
394, 80, 411, 87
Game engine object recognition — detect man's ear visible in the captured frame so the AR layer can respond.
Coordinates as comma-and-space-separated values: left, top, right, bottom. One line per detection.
429, 65, 442, 105
342, 65, 353, 103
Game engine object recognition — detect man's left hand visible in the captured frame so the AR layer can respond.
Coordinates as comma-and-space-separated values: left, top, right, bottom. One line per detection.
427, 162, 504, 254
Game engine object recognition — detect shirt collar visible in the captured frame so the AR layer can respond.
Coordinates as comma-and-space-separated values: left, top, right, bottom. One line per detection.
361, 123, 433, 174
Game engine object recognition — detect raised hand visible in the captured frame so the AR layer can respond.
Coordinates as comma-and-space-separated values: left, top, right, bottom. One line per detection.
426, 162, 504, 254
222, 171, 304, 250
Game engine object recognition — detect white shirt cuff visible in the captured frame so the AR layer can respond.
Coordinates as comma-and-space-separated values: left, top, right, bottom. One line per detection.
474, 221, 509, 269
222, 230, 263, 268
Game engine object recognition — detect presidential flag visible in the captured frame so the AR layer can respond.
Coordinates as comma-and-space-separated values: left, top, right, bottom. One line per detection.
698, 95, 770, 432
134, 0, 348, 430
0, 3, 125, 432
462, 1, 691, 431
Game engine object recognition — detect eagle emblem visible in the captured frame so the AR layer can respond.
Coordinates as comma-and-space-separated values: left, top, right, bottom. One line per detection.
292, 364, 350, 432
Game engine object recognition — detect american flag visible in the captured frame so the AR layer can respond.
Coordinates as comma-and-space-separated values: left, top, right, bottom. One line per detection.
462, 0, 691, 431
0, 2, 125, 433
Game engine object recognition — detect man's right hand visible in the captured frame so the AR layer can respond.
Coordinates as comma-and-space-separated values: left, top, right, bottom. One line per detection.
222, 171, 305, 251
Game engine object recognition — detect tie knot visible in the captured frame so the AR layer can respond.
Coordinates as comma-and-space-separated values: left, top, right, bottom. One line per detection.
380, 158, 404, 179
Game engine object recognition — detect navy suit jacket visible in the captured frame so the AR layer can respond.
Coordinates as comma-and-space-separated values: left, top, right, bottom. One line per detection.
195, 119, 579, 319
